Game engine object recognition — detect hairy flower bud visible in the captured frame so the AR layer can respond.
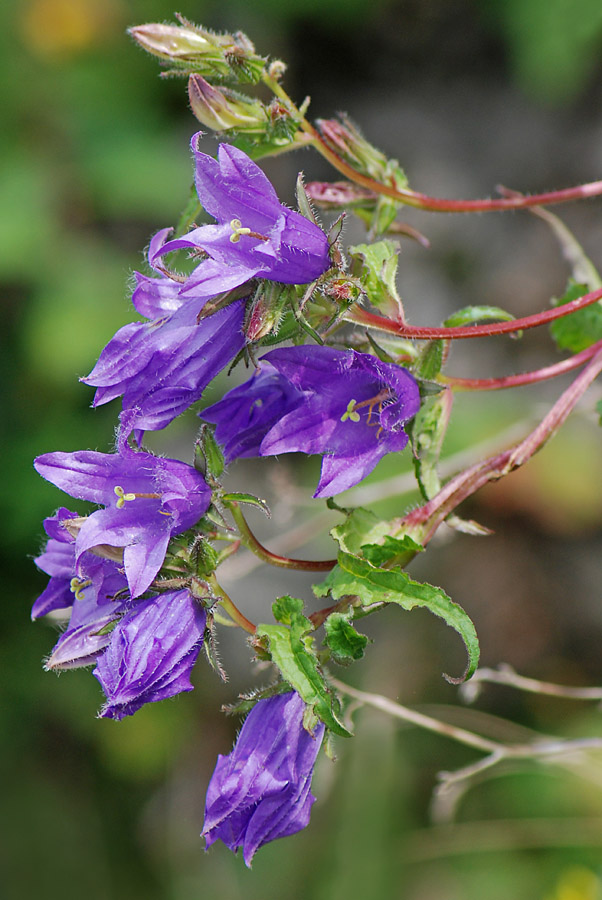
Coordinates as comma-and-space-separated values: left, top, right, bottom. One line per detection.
244, 282, 292, 342
129, 21, 266, 83
188, 74, 266, 132
317, 114, 407, 190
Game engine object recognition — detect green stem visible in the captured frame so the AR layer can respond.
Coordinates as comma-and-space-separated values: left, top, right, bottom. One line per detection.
229, 502, 336, 571
207, 574, 256, 634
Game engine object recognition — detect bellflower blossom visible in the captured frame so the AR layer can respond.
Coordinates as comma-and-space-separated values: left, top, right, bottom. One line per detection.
202, 691, 324, 866
82, 229, 246, 433
33, 508, 129, 669
34, 429, 211, 599
94, 588, 207, 720
201, 346, 421, 498
201, 362, 305, 462
153, 133, 332, 296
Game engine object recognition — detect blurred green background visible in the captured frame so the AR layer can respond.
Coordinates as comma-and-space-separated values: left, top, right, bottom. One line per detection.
4, 0, 602, 897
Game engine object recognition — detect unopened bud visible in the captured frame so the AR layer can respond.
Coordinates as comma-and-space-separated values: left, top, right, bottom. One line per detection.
317, 115, 407, 189
129, 21, 266, 83
188, 74, 266, 132
305, 180, 377, 209
245, 283, 292, 342
129, 24, 229, 75
265, 99, 300, 142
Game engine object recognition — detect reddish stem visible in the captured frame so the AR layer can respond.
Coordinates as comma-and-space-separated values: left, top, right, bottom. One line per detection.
346, 286, 602, 340
309, 128, 602, 213
443, 340, 602, 390
229, 502, 337, 572
402, 345, 602, 544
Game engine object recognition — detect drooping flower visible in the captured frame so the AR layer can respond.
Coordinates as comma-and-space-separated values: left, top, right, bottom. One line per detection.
201, 363, 305, 462
32, 508, 129, 669
94, 588, 207, 720
82, 229, 246, 433
202, 691, 324, 866
200, 346, 420, 498
153, 133, 332, 295
33, 429, 211, 599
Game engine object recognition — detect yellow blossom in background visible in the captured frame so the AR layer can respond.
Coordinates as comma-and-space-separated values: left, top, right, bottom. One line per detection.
545, 868, 601, 900
20, 0, 123, 58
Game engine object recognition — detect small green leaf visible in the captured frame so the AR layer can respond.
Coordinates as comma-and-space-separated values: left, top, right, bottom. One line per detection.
409, 387, 453, 501
272, 595, 306, 626
222, 492, 271, 517
443, 305, 516, 328
361, 534, 423, 567
296, 174, 318, 224
195, 424, 225, 479
314, 552, 480, 682
256, 614, 351, 736
349, 240, 404, 320
324, 610, 368, 664
550, 280, 602, 353
330, 506, 394, 555
413, 340, 444, 380
596, 398, 602, 426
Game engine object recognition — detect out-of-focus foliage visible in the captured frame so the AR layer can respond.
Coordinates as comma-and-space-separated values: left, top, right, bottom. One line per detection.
483, 0, 602, 102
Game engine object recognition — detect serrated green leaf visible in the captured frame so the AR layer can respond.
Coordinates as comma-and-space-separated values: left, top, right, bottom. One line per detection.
443, 305, 516, 328
256, 617, 351, 736
361, 534, 423, 567
324, 610, 368, 664
409, 387, 453, 501
314, 552, 479, 682
349, 240, 403, 319
330, 506, 395, 555
550, 280, 602, 353
272, 595, 307, 626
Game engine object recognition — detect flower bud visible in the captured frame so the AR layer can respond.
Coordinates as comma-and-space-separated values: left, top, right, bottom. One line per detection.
128, 21, 266, 83
305, 180, 378, 209
129, 24, 229, 75
188, 74, 266, 133
316, 115, 407, 189
244, 283, 292, 342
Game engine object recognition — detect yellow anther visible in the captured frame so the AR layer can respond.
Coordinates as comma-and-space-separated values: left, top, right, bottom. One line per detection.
70, 577, 91, 601
229, 218, 252, 243
114, 485, 136, 508
341, 399, 361, 423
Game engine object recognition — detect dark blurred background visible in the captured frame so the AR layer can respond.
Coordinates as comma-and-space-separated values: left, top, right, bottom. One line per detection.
4, 0, 602, 897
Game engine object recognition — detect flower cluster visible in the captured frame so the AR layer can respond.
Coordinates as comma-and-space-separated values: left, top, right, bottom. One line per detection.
33, 131, 419, 863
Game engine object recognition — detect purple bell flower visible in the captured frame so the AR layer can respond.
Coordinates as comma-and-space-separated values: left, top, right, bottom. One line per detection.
34, 429, 211, 599
201, 363, 305, 462
202, 691, 324, 867
94, 588, 207, 720
201, 346, 420, 498
33, 509, 130, 669
82, 230, 246, 433
153, 134, 332, 294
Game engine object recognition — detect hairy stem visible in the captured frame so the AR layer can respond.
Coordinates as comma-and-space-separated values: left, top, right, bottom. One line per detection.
402, 345, 602, 543
443, 339, 602, 390
345, 286, 602, 340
